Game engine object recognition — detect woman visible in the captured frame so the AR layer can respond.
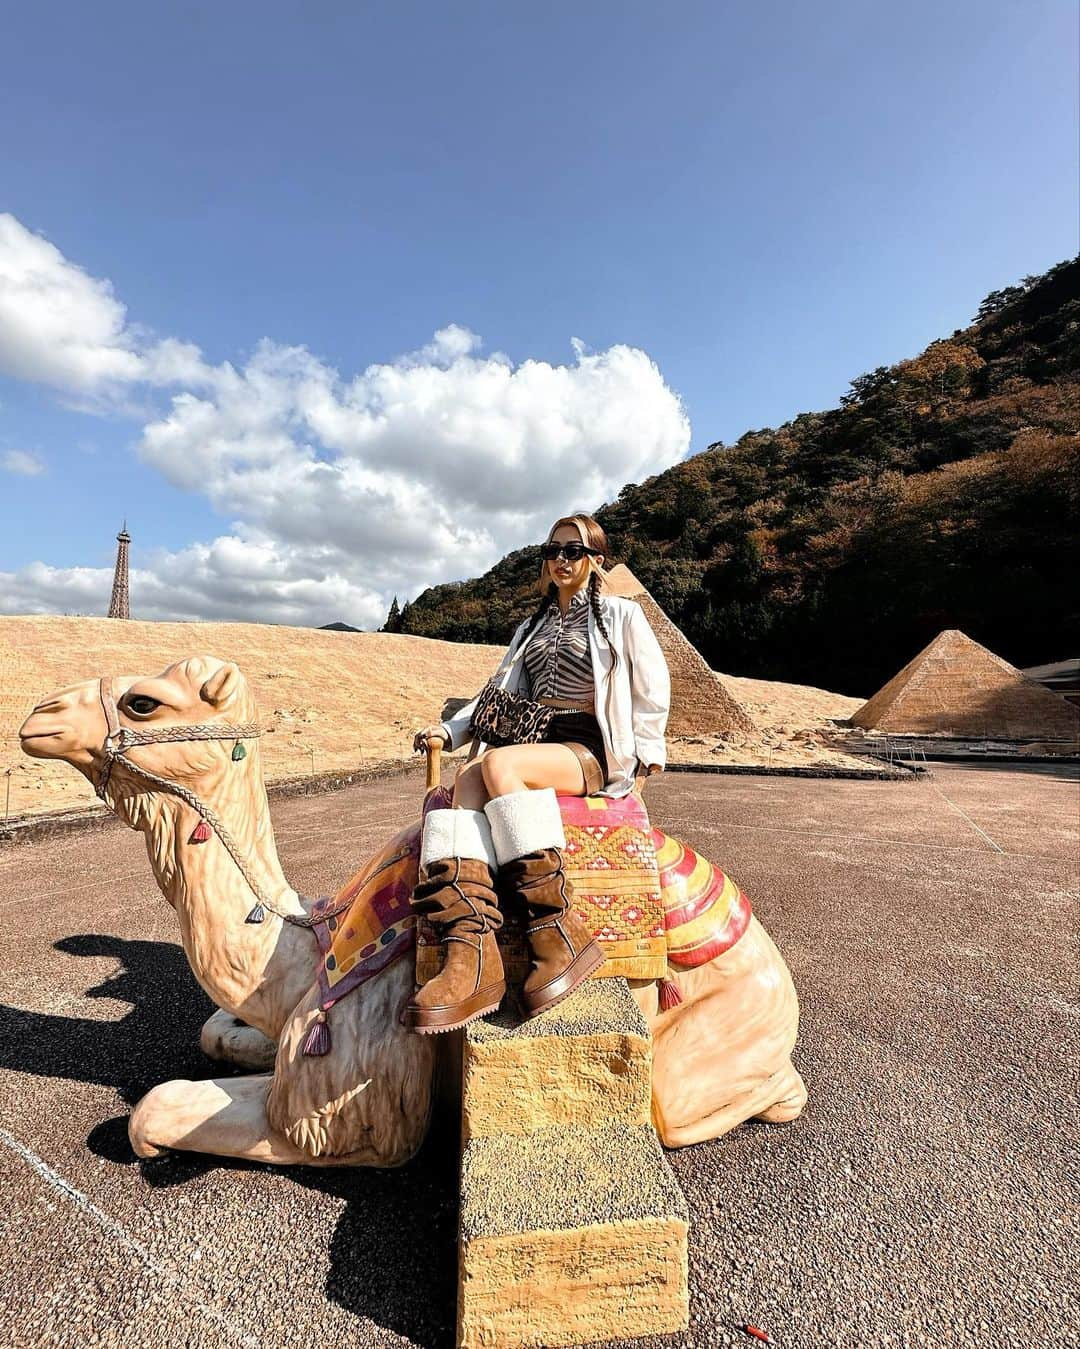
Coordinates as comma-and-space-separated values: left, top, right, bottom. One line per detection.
406, 513, 671, 1033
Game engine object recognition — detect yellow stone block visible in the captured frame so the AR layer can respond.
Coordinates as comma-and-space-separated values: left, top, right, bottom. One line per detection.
462, 980, 652, 1141
458, 1123, 689, 1349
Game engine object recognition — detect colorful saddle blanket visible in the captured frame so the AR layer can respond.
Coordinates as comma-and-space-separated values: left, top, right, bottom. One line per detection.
652, 829, 751, 966
308, 791, 753, 1021
416, 788, 668, 984
309, 823, 420, 1013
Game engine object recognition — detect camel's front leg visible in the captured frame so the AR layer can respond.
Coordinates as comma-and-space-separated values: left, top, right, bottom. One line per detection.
128, 1074, 367, 1166
199, 1009, 277, 1072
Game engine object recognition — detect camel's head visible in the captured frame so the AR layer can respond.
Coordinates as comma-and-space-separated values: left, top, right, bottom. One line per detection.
19, 656, 260, 805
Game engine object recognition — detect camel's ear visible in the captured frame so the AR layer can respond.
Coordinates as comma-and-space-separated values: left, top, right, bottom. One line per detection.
200, 662, 242, 708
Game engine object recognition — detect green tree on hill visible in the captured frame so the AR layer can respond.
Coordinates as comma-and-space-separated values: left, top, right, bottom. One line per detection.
381, 596, 402, 633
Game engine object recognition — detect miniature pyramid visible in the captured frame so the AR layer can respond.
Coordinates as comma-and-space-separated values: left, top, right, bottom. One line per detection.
851, 629, 1080, 740
600, 564, 755, 736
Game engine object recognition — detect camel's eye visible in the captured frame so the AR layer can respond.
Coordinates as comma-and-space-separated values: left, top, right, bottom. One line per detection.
125, 695, 161, 716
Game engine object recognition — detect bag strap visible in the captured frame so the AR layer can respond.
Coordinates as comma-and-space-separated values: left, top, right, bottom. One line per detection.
503, 625, 534, 672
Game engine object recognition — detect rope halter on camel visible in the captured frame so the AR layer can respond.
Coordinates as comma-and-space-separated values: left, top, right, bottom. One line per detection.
93, 674, 344, 928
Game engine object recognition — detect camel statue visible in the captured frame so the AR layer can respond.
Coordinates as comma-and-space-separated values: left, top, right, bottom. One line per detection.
18, 655, 806, 1166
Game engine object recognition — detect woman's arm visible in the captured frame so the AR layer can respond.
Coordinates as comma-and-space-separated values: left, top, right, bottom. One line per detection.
625, 604, 671, 770
440, 696, 478, 752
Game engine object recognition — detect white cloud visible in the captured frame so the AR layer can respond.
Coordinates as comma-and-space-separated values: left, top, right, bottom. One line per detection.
0, 214, 692, 626
0, 532, 390, 628
0, 214, 217, 400
2, 449, 45, 476
0, 560, 112, 616
0, 214, 143, 393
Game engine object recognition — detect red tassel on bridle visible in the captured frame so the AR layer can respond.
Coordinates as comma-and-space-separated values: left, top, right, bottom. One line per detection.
302, 1010, 331, 1056
658, 978, 683, 1011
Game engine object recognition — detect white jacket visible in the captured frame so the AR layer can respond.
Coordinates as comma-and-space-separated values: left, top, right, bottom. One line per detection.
441, 594, 671, 797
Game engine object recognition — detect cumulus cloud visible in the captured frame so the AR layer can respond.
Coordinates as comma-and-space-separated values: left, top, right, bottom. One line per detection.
0, 214, 216, 400
135, 332, 686, 570
0, 214, 144, 393
0, 214, 692, 626
0, 561, 114, 617
2, 448, 45, 476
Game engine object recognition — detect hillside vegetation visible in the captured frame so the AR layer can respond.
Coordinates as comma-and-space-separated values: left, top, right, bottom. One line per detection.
392, 259, 1080, 694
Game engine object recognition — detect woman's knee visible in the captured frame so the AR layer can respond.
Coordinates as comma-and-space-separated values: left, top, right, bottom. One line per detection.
481, 747, 522, 796
455, 759, 484, 785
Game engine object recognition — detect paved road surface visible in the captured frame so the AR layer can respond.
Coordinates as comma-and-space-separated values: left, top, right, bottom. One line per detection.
0, 764, 1076, 1348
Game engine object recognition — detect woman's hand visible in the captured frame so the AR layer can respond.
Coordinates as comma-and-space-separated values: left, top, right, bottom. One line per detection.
413, 725, 448, 754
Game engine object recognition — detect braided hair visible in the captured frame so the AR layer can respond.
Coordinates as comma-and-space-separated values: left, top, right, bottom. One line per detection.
587, 571, 619, 671
519, 571, 619, 671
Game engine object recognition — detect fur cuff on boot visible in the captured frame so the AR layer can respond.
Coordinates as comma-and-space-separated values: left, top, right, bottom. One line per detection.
420, 808, 496, 870
485, 787, 566, 866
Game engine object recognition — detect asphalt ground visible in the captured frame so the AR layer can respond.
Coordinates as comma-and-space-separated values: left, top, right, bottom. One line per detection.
0, 763, 1076, 1349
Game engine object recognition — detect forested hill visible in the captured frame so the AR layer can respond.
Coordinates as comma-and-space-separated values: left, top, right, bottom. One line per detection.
389, 258, 1080, 695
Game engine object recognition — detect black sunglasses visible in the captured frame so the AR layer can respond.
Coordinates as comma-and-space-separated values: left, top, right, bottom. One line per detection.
540, 542, 600, 562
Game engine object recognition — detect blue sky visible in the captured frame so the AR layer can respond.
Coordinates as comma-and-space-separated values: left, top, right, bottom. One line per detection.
1, 0, 1076, 626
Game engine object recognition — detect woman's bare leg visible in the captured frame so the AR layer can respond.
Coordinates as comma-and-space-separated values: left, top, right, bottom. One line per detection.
452, 754, 491, 809
481, 743, 587, 798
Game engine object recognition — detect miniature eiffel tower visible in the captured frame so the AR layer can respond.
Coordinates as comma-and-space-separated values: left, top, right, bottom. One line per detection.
107, 521, 131, 619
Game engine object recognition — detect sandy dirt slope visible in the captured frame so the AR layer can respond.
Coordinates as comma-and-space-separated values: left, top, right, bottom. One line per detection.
664, 673, 871, 773
719, 673, 864, 731
0, 616, 874, 822
0, 616, 502, 820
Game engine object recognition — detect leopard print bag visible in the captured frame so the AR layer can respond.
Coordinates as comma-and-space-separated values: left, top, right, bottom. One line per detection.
468, 680, 557, 748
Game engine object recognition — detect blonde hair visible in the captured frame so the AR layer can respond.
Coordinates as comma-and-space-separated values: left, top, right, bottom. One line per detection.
535, 514, 610, 596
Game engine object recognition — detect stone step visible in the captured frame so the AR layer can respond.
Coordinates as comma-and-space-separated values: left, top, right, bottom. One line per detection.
461, 977, 652, 1141
458, 1121, 690, 1349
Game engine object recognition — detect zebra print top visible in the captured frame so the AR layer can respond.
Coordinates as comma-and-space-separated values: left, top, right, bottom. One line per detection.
522, 587, 595, 703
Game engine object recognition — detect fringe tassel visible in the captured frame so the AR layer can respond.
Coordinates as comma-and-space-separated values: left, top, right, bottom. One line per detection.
245, 903, 266, 924
658, 978, 683, 1011
189, 820, 212, 844
302, 1011, 331, 1057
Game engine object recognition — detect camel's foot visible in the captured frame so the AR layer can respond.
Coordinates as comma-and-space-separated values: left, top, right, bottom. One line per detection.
755, 1061, 808, 1124
128, 1068, 428, 1168
129, 1074, 287, 1163
128, 1074, 366, 1166
655, 1058, 807, 1149
199, 1009, 277, 1071
130, 1131, 167, 1160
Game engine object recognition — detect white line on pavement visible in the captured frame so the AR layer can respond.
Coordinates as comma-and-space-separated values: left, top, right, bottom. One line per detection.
0, 869, 147, 912
927, 782, 1006, 854
0, 1127, 261, 1349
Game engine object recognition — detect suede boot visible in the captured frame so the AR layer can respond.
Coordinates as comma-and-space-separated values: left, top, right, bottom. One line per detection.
485, 788, 605, 1018
403, 808, 505, 1034
501, 847, 605, 1015
403, 857, 505, 1033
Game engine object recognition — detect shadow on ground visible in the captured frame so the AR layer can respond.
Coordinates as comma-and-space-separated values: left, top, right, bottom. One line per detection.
0, 933, 459, 1349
